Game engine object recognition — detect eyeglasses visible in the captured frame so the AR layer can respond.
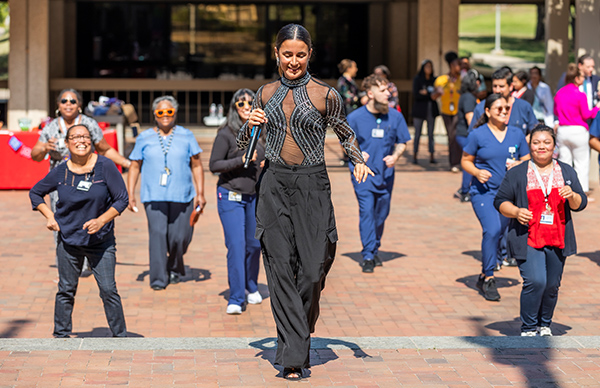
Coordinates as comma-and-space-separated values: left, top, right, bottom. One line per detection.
154, 109, 175, 118
493, 105, 511, 114
60, 99, 77, 105
235, 101, 252, 109
68, 135, 91, 141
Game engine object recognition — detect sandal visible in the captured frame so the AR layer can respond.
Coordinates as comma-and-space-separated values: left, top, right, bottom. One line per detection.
283, 367, 302, 381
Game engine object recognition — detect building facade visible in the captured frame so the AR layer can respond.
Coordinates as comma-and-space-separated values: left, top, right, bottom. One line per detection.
7, 0, 600, 128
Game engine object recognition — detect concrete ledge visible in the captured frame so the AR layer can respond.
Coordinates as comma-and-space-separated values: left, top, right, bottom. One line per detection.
0, 336, 596, 352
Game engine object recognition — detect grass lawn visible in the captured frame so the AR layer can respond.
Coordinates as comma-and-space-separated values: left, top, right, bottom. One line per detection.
459, 5, 545, 62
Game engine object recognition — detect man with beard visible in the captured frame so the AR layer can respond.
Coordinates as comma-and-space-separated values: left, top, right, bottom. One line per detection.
347, 74, 411, 273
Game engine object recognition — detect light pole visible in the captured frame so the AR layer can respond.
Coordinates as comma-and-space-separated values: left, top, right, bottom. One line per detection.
492, 4, 504, 54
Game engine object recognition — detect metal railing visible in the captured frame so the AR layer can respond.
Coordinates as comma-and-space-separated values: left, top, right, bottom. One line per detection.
49, 78, 413, 125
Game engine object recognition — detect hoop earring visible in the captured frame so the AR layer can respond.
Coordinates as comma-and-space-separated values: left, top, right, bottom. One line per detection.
55, 109, 60, 117
78, 107, 82, 114
276, 57, 280, 67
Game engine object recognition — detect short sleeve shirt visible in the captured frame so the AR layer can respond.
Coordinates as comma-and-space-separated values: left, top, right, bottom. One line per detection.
456, 93, 478, 138
463, 124, 529, 193
38, 115, 104, 170
347, 106, 411, 190
434, 75, 461, 116
129, 125, 202, 203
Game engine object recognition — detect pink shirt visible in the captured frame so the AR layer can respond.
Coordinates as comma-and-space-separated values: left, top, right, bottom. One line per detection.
554, 83, 600, 129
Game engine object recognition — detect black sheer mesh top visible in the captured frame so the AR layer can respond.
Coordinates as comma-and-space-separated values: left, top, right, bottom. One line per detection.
237, 72, 365, 166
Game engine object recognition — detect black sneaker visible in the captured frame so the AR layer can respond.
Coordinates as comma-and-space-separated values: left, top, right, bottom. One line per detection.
502, 257, 518, 267
169, 272, 181, 284
476, 275, 485, 291
482, 277, 501, 301
362, 260, 375, 273
373, 255, 383, 267
461, 193, 471, 203
494, 262, 502, 271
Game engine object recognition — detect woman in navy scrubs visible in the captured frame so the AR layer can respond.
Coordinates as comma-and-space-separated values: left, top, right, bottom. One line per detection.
462, 94, 530, 301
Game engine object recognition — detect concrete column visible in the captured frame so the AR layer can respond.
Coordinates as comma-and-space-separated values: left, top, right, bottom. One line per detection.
368, 3, 385, 73
545, 0, 570, 93
417, 0, 442, 72
7, 0, 49, 130
575, 0, 600, 70
417, 0, 459, 76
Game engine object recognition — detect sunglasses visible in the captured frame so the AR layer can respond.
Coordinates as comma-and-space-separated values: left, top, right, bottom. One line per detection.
492, 105, 511, 114
155, 109, 175, 117
68, 135, 91, 141
60, 99, 78, 105
235, 100, 252, 109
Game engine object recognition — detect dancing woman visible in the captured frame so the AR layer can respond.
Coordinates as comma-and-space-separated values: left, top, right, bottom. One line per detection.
238, 24, 373, 380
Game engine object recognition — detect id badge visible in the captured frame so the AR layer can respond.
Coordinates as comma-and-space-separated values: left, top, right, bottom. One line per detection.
160, 173, 168, 187
505, 158, 515, 168
228, 191, 242, 202
371, 128, 384, 138
540, 210, 554, 225
77, 180, 92, 192
508, 146, 516, 154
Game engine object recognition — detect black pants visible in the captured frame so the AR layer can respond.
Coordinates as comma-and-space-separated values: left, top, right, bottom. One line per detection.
144, 201, 194, 288
442, 114, 461, 167
255, 162, 337, 369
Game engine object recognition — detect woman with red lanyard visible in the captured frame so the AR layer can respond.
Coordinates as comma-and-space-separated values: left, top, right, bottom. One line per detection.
494, 124, 587, 336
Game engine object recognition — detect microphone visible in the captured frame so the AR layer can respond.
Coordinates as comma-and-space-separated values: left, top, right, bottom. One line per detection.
243, 125, 262, 169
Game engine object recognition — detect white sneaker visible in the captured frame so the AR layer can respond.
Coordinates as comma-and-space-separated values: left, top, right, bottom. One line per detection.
521, 331, 537, 337
226, 304, 242, 315
538, 326, 553, 336
247, 291, 263, 305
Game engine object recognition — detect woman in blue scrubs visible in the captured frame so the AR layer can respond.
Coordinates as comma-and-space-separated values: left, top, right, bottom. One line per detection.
462, 94, 530, 301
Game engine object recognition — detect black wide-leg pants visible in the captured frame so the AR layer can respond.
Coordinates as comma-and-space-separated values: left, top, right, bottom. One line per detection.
255, 162, 337, 369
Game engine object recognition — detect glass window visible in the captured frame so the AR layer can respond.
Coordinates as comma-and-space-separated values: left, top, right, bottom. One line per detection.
76, 2, 369, 80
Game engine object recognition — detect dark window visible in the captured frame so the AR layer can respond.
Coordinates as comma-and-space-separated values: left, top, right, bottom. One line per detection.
76, 2, 369, 80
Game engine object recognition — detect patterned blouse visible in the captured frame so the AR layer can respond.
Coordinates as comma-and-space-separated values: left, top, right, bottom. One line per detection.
237, 72, 365, 167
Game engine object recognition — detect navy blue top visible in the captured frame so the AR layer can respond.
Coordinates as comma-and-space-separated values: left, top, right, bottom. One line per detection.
494, 160, 586, 260
468, 98, 538, 135
347, 106, 411, 191
29, 155, 128, 246
463, 124, 529, 194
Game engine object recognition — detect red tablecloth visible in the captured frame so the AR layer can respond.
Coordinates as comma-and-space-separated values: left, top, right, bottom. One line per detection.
0, 129, 119, 190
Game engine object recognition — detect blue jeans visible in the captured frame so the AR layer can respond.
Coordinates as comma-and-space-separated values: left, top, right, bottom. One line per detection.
471, 190, 508, 276
517, 246, 565, 332
455, 135, 471, 194
217, 186, 261, 306
55, 237, 126, 337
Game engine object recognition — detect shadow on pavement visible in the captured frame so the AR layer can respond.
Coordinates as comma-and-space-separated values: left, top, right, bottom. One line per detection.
456, 274, 520, 292
577, 251, 600, 267
465, 316, 560, 387
462, 250, 482, 262
218, 283, 270, 303
341, 250, 405, 265
73, 328, 144, 338
136, 266, 211, 283
483, 317, 572, 337
0, 319, 32, 338
249, 337, 372, 374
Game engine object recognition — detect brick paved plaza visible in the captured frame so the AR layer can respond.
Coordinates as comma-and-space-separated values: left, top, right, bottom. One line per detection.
2, 133, 600, 386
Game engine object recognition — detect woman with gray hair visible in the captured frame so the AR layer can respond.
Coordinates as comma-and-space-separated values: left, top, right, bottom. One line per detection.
127, 95, 206, 290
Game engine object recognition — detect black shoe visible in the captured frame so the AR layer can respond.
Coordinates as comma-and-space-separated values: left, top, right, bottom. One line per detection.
412, 157, 418, 165
502, 257, 518, 267
169, 272, 181, 284
362, 259, 375, 273
151, 285, 165, 291
461, 193, 471, 203
430, 155, 437, 164
453, 190, 463, 200
482, 277, 501, 301
476, 275, 485, 291
373, 255, 383, 267
494, 262, 502, 271
283, 367, 303, 381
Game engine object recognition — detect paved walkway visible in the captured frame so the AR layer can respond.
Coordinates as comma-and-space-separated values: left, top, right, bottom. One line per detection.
2, 134, 600, 386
